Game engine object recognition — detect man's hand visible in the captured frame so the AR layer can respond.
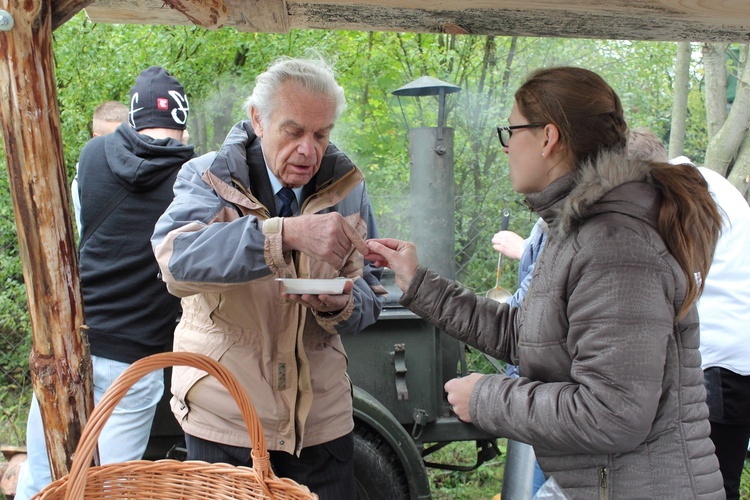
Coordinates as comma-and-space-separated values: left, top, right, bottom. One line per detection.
444, 373, 484, 423
282, 213, 367, 270
492, 230, 525, 260
363, 238, 419, 292
283, 279, 354, 313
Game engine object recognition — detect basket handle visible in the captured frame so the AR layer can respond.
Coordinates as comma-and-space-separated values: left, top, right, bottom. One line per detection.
64, 352, 270, 498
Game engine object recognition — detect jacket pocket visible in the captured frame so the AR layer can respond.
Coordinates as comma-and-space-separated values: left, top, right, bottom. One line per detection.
170, 316, 237, 422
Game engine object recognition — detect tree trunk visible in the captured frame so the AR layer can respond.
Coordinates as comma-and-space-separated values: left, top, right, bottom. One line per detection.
51, 0, 94, 29
668, 42, 691, 159
729, 135, 750, 202
0, 0, 94, 480
704, 44, 750, 179
726, 45, 750, 199
702, 43, 727, 139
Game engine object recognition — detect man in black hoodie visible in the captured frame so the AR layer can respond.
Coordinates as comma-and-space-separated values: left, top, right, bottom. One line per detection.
15, 66, 195, 500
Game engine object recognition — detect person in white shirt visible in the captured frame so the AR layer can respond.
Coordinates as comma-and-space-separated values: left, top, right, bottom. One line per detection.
629, 129, 750, 500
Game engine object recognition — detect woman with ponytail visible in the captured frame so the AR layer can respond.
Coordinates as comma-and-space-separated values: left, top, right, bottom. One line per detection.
365, 67, 725, 498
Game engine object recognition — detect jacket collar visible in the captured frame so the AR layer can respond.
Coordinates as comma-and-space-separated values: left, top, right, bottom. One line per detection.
203, 120, 364, 214
526, 149, 661, 237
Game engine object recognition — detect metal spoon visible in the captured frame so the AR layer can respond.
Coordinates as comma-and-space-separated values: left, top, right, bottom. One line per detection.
486, 208, 513, 303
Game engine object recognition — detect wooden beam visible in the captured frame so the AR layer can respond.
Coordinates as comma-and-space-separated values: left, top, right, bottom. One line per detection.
164, 0, 231, 29
0, 0, 94, 480
52, 0, 96, 30
86, 0, 193, 25
225, 0, 289, 33
83, 0, 750, 42
288, 2, 750, 42
86, 0, 290, 32
300, 0, 750, 26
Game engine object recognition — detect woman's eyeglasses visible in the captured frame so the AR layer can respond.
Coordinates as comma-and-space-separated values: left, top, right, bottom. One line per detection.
496, 124, 546, 147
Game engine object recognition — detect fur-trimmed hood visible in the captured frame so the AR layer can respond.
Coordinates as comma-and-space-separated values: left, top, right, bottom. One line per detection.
526, 149, 661, 237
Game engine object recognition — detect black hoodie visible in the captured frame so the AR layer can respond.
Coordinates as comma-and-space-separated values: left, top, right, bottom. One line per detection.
77, 124, 195, 363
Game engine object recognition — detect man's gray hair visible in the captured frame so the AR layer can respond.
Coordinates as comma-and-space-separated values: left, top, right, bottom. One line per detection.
627, 127, 668, 163
244, 56, 346, 125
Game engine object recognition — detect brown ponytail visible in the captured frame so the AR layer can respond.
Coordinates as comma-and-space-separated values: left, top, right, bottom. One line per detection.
649, 163, 722, 318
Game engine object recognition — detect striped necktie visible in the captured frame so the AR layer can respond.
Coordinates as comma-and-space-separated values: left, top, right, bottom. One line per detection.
278, 187, 295, 217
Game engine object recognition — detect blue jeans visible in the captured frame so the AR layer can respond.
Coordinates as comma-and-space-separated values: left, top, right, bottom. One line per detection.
15, 356, 163, 500
531, 459, 546, 494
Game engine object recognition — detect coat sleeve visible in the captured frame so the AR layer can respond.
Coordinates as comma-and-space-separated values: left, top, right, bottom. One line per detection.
400, 266, 519, 363
151, 154, 274, 297
313, 183, 385, 335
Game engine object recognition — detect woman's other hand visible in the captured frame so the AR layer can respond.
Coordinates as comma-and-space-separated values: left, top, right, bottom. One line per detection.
444, 373, 485, 423
364, 238, 419, 292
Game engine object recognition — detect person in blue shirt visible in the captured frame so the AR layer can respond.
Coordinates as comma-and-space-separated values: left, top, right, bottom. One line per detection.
492, 218, 547, 495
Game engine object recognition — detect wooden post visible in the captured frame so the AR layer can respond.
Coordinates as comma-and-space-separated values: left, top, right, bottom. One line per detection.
0, 0, 94, 479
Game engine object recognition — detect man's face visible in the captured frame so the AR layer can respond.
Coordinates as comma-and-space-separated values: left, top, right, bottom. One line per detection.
251, 80, 337, 188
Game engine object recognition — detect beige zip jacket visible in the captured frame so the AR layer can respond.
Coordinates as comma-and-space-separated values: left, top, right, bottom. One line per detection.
152, 121, 384, 454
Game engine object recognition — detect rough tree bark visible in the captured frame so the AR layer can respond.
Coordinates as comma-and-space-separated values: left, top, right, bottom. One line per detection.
51, 0, 95, 29
0, 0, 94, 479
726, 46, 750, 201
702, 42, 728, 140
730, 135, 750, 202
668, 42, 690, 159
703, 43, 750, 191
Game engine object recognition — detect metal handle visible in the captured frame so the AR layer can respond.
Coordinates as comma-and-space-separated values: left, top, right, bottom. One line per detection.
494, 208, 511, 287
500, 208, 510, 231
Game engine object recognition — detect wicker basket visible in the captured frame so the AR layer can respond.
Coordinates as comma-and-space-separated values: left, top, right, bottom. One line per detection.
34, 352, 318, 499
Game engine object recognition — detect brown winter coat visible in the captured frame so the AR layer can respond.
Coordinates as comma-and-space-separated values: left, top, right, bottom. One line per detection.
401, 152, 724, 499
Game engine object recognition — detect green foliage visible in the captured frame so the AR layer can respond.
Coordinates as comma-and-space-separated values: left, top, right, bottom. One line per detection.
428, 439, 507, 500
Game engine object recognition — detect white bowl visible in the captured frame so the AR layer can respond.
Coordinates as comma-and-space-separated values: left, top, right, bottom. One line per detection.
276, 278, 352, 295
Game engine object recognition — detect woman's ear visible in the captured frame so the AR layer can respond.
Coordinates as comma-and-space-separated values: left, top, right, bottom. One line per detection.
542, 123, 560, 158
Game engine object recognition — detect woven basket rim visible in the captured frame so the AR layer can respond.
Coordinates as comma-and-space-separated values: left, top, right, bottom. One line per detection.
33, 352, 317, 500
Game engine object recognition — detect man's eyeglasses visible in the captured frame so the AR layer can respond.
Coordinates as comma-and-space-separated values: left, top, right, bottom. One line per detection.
496, 124, 546, 147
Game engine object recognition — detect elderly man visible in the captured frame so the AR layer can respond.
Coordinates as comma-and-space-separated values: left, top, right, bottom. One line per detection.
151, 56, 384, 499
628, 128, 750, 500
